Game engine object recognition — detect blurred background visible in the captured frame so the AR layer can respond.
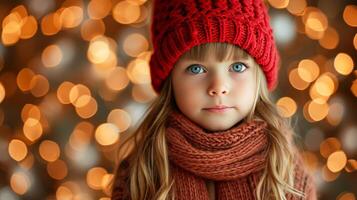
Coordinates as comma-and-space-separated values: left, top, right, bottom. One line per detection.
0, 0, 356, 199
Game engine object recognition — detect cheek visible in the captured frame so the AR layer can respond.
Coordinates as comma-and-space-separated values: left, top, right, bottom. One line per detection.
231, 76, 256, 98
173, 82, 202, 110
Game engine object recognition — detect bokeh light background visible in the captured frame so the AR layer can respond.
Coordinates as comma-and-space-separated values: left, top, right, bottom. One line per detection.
0, 0, 356, 199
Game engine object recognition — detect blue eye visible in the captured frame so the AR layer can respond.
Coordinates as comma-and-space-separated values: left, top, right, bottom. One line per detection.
231, 62, 248, 73
187, 64, 205, 74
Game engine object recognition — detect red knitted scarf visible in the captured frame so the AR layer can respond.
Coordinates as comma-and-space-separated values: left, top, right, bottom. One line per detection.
111, 111, 316, 200
166, 110, 269, 200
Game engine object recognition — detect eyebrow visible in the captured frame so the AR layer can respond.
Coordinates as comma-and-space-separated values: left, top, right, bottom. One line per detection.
179, 57, 253, 67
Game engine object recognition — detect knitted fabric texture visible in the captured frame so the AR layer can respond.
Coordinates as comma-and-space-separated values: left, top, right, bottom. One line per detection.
111, 111, 318, 200
165, 111, 316, 200
149, 0, 280, 94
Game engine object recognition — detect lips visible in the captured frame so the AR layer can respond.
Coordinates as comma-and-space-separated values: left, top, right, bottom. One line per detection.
204, 105, 231, 109
203, 105, 232, 113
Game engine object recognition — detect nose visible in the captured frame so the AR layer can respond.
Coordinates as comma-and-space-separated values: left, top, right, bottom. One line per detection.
208, 89, 227, 96
207, 74, 229, 96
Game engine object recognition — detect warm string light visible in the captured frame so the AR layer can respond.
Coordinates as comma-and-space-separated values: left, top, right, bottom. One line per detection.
1, 5, 38, 45
268, 2, 357, 198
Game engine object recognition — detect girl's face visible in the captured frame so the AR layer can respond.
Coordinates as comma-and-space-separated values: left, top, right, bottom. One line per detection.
171, 54, 257, 132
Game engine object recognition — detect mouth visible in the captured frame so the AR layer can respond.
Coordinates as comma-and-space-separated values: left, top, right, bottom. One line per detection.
203, 106, 232, 113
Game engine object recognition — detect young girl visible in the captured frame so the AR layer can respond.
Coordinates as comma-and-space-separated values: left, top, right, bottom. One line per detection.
110, 0, 317, 199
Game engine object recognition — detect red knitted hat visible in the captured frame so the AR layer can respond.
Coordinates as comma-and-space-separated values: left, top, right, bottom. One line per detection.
149, 0, 280, 94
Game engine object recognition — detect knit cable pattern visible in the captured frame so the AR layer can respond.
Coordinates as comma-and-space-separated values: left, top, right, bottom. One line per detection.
166, 111, 269, 181
164, 110, 317, 200
110, 111, 318, 200
149, 0, 280, 94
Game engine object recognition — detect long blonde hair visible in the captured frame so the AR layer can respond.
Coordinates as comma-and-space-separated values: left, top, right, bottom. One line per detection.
111, 42, 305, 200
